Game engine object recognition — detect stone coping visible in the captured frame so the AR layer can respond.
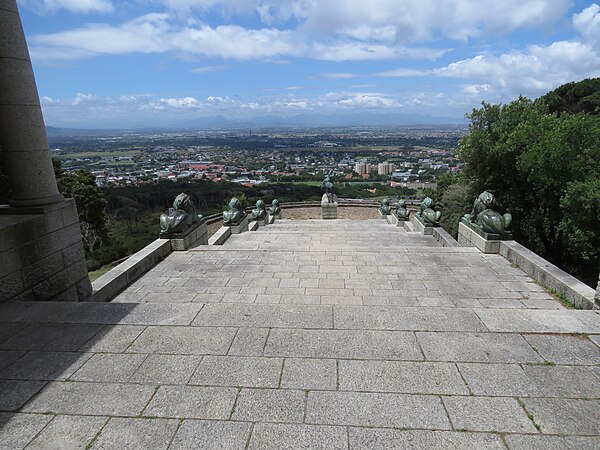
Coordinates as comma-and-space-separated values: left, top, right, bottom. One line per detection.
91, 239, 171, 302
499, 240, 597, 310
433, 227, 460, 248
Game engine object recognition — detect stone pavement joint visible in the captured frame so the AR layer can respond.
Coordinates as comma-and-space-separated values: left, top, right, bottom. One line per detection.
0, 219, 599, 448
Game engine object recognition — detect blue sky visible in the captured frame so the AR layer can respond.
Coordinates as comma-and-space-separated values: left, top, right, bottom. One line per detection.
17, 0, 600, 128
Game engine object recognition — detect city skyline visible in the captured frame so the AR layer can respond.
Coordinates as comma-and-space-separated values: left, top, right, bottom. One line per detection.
18, 0, 600, 128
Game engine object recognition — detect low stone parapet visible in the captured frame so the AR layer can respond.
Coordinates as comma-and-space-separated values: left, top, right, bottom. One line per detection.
92, 238, 171, 302
500, 240, 597, 310
209, 227, 232, 245
249, 221, 259, 231
433, 227, 460, 247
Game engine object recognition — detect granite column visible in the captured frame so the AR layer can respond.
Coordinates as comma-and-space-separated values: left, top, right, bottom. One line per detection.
0, 0, 64, 207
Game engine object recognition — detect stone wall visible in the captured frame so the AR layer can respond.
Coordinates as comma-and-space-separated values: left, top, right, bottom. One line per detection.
0, 199, 92, 303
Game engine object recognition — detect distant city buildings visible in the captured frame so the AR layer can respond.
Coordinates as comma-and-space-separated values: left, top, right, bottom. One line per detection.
377, 162, 394, 175
354, 161, 371, 175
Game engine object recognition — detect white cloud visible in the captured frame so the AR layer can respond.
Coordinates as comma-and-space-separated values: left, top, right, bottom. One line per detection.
573, 3, 600, 47
72, 92, 98, 105
30, 0, 565, 63
318, 73, 358, 80
191, 65, 226, 73
377, 68, 430, 77
20, 0, 113, 13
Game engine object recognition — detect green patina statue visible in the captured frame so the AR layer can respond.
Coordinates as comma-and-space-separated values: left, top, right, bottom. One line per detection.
322, 171, 335, 203
379, 198, 391, 215
268, 199, 281, 216
464, 191, 512, 236
159, 193, 204, 235
417, 197, 441, 226
223, 197, 246, 226
394, 199, 411, 221
252, 199, 267, 220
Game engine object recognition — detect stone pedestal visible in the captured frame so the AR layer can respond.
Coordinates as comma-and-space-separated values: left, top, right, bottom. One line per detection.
321, 194, 338, 220
226, 216, 249, 234
386, 214, 397, 225
254, 217, 267, 227
0, 199, 92, 302
378, 211, 389, 220
267, 214, 275, 224
412, 215, 437, 235
458, 219, 512, 254
160, 222, 208, 251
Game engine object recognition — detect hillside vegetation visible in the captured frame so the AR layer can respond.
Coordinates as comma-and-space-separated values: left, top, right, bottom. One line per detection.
440, 78, 600, 287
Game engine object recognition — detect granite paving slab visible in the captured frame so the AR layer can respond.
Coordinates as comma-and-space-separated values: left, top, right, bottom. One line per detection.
2, 219, 600, 448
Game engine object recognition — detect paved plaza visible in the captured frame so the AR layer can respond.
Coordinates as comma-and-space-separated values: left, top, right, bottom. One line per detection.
1, 219, 599, 448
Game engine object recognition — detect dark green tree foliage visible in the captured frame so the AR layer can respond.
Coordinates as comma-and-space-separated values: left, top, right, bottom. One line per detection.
53, 159, 108, 252
541, 78, 600, 115
458, 79, 600, 286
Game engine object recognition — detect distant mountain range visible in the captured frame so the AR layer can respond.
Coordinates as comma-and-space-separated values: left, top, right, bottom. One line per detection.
46, 112, 465, 137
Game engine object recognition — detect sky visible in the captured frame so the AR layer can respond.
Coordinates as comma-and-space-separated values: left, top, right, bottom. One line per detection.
16, 0, 600, 128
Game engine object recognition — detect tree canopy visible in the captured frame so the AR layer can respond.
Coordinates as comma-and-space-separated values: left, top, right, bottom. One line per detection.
457, 78, 600, 287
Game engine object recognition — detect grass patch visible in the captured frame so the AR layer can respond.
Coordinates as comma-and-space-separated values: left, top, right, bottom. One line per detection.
518, 399, 541, 432
544, 286, 577, 309
88, 262, 119, 282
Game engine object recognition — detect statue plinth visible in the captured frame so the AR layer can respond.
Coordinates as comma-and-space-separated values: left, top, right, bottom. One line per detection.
254, 217, 267, 227
321, 194, 338, 220
160, 221, 208, 251
378, 211, 389, 219
225, 215, 249, 234
412, 214, 438, 235
458, 218, 513, 254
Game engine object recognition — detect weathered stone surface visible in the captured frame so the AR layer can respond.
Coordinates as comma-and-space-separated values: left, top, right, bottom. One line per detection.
130, 354, 201, 384
265, 328, 423, 360
0, 413, 53, 449
474, 308, 600, 333
522, 334, 600, 365
232, 388, 305, 423
306, 391, 450, 429
127, 326, 236, 355
143, 386, 237, 419
0, 379, 46, 410
70, 353, 147, 382
92, 418, 179, 450
22, 381, 155, 416
190, 356, 283, 388
443, 396, 538, 433
281, 358, 337, 390
349, 428, 505, 450
504, 434, 600, 450
26, 415, 108, 450
170, 420, 251, 449
417, 332, 543, 363
339, 360, 469, 395
249, 423, 347, 450
0, 350, 91, 381
522, 398, 600, 435
0, 323, 103, 351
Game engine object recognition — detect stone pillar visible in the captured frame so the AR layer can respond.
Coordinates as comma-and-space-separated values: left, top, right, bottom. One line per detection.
0, 0, 64, 207
0, 2, 92, 303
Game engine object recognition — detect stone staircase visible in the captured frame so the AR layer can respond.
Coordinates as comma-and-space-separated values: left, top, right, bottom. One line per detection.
1, 219, 599, 448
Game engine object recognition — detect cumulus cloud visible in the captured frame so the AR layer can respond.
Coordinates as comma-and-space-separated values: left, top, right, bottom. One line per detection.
191, 65, 226, 74
28, 0, 569, 62
20, 0, 113, 13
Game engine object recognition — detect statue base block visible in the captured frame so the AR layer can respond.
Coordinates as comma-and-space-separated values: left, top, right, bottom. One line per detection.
161, 221, 208, 251
378, 211, 389, 220
226, 216, 249, 234
321, 194, 338, 219
267, 214, 275, 224
412, 215, 438, 235
458, 219, 512, 254
254, 217, 267, 227
386, 214, 397, 225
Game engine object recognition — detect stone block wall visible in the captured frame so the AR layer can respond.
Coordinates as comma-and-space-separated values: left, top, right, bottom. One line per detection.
0, 199, 92, 302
